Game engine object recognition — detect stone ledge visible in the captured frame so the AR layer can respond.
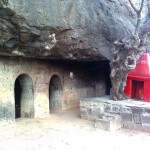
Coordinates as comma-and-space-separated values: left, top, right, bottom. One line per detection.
80, 96, 150, 132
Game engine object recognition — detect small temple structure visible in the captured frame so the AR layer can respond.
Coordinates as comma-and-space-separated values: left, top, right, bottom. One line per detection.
124, 53, 150, 102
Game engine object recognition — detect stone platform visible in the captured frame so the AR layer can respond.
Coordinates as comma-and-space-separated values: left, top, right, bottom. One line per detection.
80, 96, 150, 132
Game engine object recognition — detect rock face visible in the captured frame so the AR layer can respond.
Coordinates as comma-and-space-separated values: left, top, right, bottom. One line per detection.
0, 0, 135, 60
139, 1, 150, 53
140, 8, 150, 51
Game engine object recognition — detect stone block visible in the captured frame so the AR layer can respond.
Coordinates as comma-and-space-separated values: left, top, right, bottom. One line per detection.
123, 122, 134, 129
110, 104, 121, 114
80, 109, 90, 120
88, 115, 97, 121
121, 113, 133, 122
131, 107, 144, 114
98, 104, 105, 113
123, 122, 143, 131
104, 104, 111, 113
142, 124, 150, 132
87, 107, 93, 116
145, 108, 150, 113
121, 106, 132, 113
91, 109, 100, 118
95, 118, 110, 130
95, 114, 122, 131
79, 104, 86, 111
141, 113, 150, 124
133, 113, 141, 124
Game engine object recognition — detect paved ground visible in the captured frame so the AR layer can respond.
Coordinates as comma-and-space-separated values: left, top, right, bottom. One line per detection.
0, 109, 150, 150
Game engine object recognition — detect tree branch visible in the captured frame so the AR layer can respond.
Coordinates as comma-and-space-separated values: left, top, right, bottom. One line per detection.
139, 0, 145, 12
135, 0, 145, 35
128, 0, 138, 13
128, 0, 145, 35
147, 0, 150, 16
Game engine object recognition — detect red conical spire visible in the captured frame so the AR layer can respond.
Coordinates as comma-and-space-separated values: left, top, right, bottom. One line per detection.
128, 53, 150, 77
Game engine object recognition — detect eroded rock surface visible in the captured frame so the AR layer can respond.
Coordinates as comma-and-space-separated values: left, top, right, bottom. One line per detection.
140, 2, 150, 52
0, 0, 136, 60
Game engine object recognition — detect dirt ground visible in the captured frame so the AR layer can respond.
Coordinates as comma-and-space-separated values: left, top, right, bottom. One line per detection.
0, 109, 150, 150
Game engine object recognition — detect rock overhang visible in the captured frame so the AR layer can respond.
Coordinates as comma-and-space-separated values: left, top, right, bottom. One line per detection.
0, 0, 136, 61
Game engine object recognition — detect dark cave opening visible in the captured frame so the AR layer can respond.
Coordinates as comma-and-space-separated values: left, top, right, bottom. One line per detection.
48, 59, 112, 96
15, 78, 21, 118
14, 74, 34, 119
49, 75, 62, 113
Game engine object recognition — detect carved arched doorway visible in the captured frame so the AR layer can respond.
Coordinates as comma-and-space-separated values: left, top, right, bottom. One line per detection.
49, 75, 62, 113
14, 74, 34, 118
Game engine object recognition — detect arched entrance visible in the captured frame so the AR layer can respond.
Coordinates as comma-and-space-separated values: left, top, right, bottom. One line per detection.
49, 75, 62, 113
14, 74, 34, 118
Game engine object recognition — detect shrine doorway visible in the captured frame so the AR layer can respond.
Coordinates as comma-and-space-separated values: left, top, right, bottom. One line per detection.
131, 80, 144, 100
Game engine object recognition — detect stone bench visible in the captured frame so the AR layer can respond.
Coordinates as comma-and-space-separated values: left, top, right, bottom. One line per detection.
80, 96, 150, 132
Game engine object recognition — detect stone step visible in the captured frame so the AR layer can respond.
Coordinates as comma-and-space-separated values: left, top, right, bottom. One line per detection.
101, 113, 117, 120
95, 114, 122, 131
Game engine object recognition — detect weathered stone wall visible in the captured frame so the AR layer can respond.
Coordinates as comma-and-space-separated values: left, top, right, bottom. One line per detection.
0, 57, 107, 121
80, 97, 150, 132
